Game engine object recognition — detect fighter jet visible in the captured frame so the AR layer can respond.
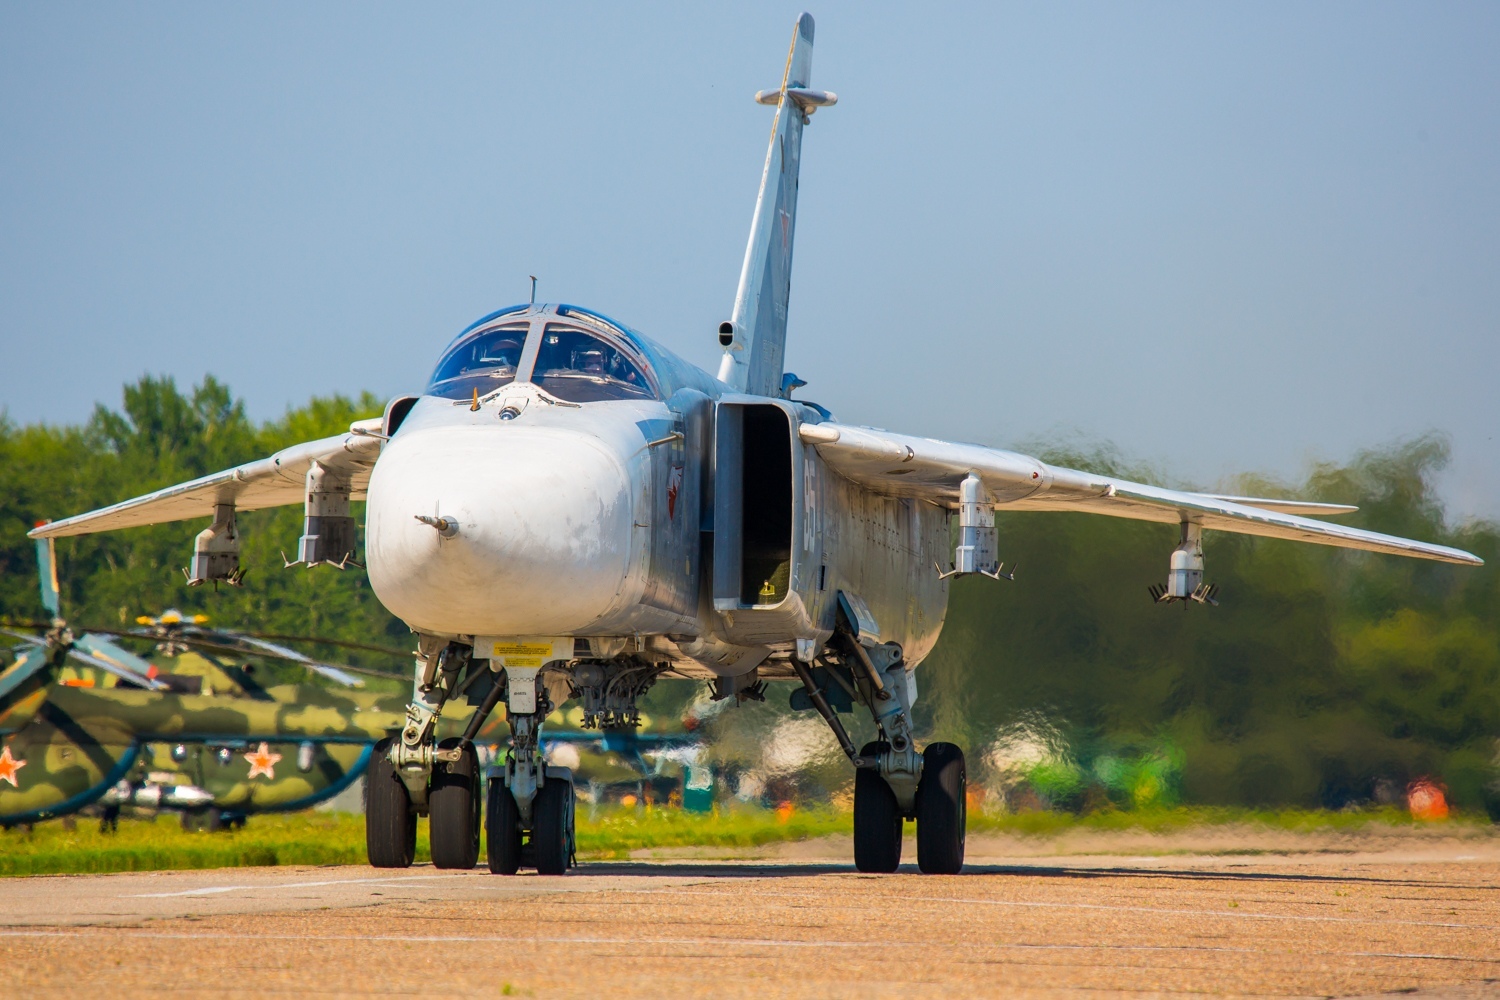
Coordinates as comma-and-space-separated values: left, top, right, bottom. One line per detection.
29, 13, 1481, 875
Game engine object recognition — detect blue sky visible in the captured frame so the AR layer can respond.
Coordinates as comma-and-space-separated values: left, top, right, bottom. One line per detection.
2, 3, 1496, 518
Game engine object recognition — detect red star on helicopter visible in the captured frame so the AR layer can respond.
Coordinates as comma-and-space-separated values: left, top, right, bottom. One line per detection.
244, 742, 282, 780
0, 745, 27, 788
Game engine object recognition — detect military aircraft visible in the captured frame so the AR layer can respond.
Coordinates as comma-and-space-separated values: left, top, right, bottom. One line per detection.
0, 538, 415, 828
29, 13, 1481, 875
0, 634, 413, 829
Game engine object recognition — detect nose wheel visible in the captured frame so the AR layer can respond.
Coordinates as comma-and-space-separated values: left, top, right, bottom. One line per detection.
486, 777, 523, 874
531, 776, 576, 875
483, 773, 576, 876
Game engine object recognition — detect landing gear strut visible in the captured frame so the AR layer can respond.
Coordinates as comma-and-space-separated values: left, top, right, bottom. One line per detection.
488, 697, 576, 876
795, 613, 967, 875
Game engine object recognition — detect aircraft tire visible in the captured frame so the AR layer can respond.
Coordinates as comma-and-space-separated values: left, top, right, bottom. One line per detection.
366, 737, 416, 869
532, 776, 574, 876
915, 742, 966, 875
429, 739, 481, 870
853, 741, 902, 873
181, 808, 223, 833
486, 777, 523, 875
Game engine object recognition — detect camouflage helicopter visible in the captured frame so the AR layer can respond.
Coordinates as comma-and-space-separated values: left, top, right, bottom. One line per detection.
0, 538, 693, 831
0, 537, 419, 829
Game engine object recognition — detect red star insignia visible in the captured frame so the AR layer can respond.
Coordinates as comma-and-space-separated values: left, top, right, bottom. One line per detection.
244, 742, 282, 780
0, 745, 27, 788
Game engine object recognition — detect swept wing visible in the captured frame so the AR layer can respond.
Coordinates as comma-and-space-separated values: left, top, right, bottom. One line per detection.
798, 423, 1481, 565
29, 423, 382, 540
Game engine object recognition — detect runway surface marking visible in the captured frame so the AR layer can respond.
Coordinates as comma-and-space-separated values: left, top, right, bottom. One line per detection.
124, 872, 480, 897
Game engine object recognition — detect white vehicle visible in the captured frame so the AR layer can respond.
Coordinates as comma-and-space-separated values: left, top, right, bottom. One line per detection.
32, 13, 1480, 876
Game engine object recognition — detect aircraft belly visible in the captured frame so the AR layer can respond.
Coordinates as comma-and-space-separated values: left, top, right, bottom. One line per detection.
366, 425, 637, 636
821, 473, 950, 667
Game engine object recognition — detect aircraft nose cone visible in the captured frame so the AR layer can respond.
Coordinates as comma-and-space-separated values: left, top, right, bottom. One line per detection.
366, 426, 635, 635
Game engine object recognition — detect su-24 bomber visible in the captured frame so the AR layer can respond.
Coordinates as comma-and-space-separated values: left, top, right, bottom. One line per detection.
28, 13, 1482, 875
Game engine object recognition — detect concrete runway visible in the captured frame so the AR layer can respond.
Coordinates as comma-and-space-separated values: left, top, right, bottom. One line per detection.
2, 846, 1498, 998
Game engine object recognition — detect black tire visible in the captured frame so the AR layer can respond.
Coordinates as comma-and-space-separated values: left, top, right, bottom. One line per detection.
532, 775, 574, 876
486, 777, 523, 875
429, 739, 481, 870
366, 737, 417, 869
916, 742, 966, 875
853, 740, 903, 873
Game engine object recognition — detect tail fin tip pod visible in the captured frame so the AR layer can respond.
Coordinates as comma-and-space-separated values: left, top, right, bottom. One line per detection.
719, 12, 836, 397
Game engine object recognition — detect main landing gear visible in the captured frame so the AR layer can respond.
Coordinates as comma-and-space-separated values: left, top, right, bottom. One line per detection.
793, 627, 967, 874
367, 641, 576, 874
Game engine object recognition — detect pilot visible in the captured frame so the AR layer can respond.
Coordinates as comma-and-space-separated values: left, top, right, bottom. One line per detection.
473, 336, 523, 377
576, 347, 607, 375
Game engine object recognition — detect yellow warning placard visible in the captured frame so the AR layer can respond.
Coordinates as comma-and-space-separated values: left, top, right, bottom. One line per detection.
480, 637, 572, 667
489, 643, 554, 667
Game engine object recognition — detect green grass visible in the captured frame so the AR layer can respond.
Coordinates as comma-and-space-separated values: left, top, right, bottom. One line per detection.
966, 804, 1493, 837
0, 806, 848, 877
0, 804, 1488, 877
576, 804, 850, 858
0, 813, 398, 877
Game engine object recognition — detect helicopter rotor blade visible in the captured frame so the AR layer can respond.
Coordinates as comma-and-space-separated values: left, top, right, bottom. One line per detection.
139, 629, 402, 684
5, 622, 407, 683
231, 632, 412, 658
63, 647, 167, 690
74, 632, 155, 676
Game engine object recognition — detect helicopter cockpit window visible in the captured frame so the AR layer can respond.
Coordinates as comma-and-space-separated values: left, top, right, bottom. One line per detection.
426, 324, 529, 399
529, 325, 656, 403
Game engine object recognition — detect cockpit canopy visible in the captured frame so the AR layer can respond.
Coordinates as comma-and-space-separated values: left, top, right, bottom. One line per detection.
427, 309, 659, 403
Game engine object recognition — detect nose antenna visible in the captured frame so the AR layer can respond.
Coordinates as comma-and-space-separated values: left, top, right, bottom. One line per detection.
529, 275, 538, 306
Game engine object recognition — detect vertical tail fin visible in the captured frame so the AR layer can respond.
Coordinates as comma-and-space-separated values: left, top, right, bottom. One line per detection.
35, 526, 60, 619
717, 12, 836, 397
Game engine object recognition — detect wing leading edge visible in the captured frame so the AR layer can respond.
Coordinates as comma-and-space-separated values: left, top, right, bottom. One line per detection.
28, 422, 382, 540
798, 422, 1482, 566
